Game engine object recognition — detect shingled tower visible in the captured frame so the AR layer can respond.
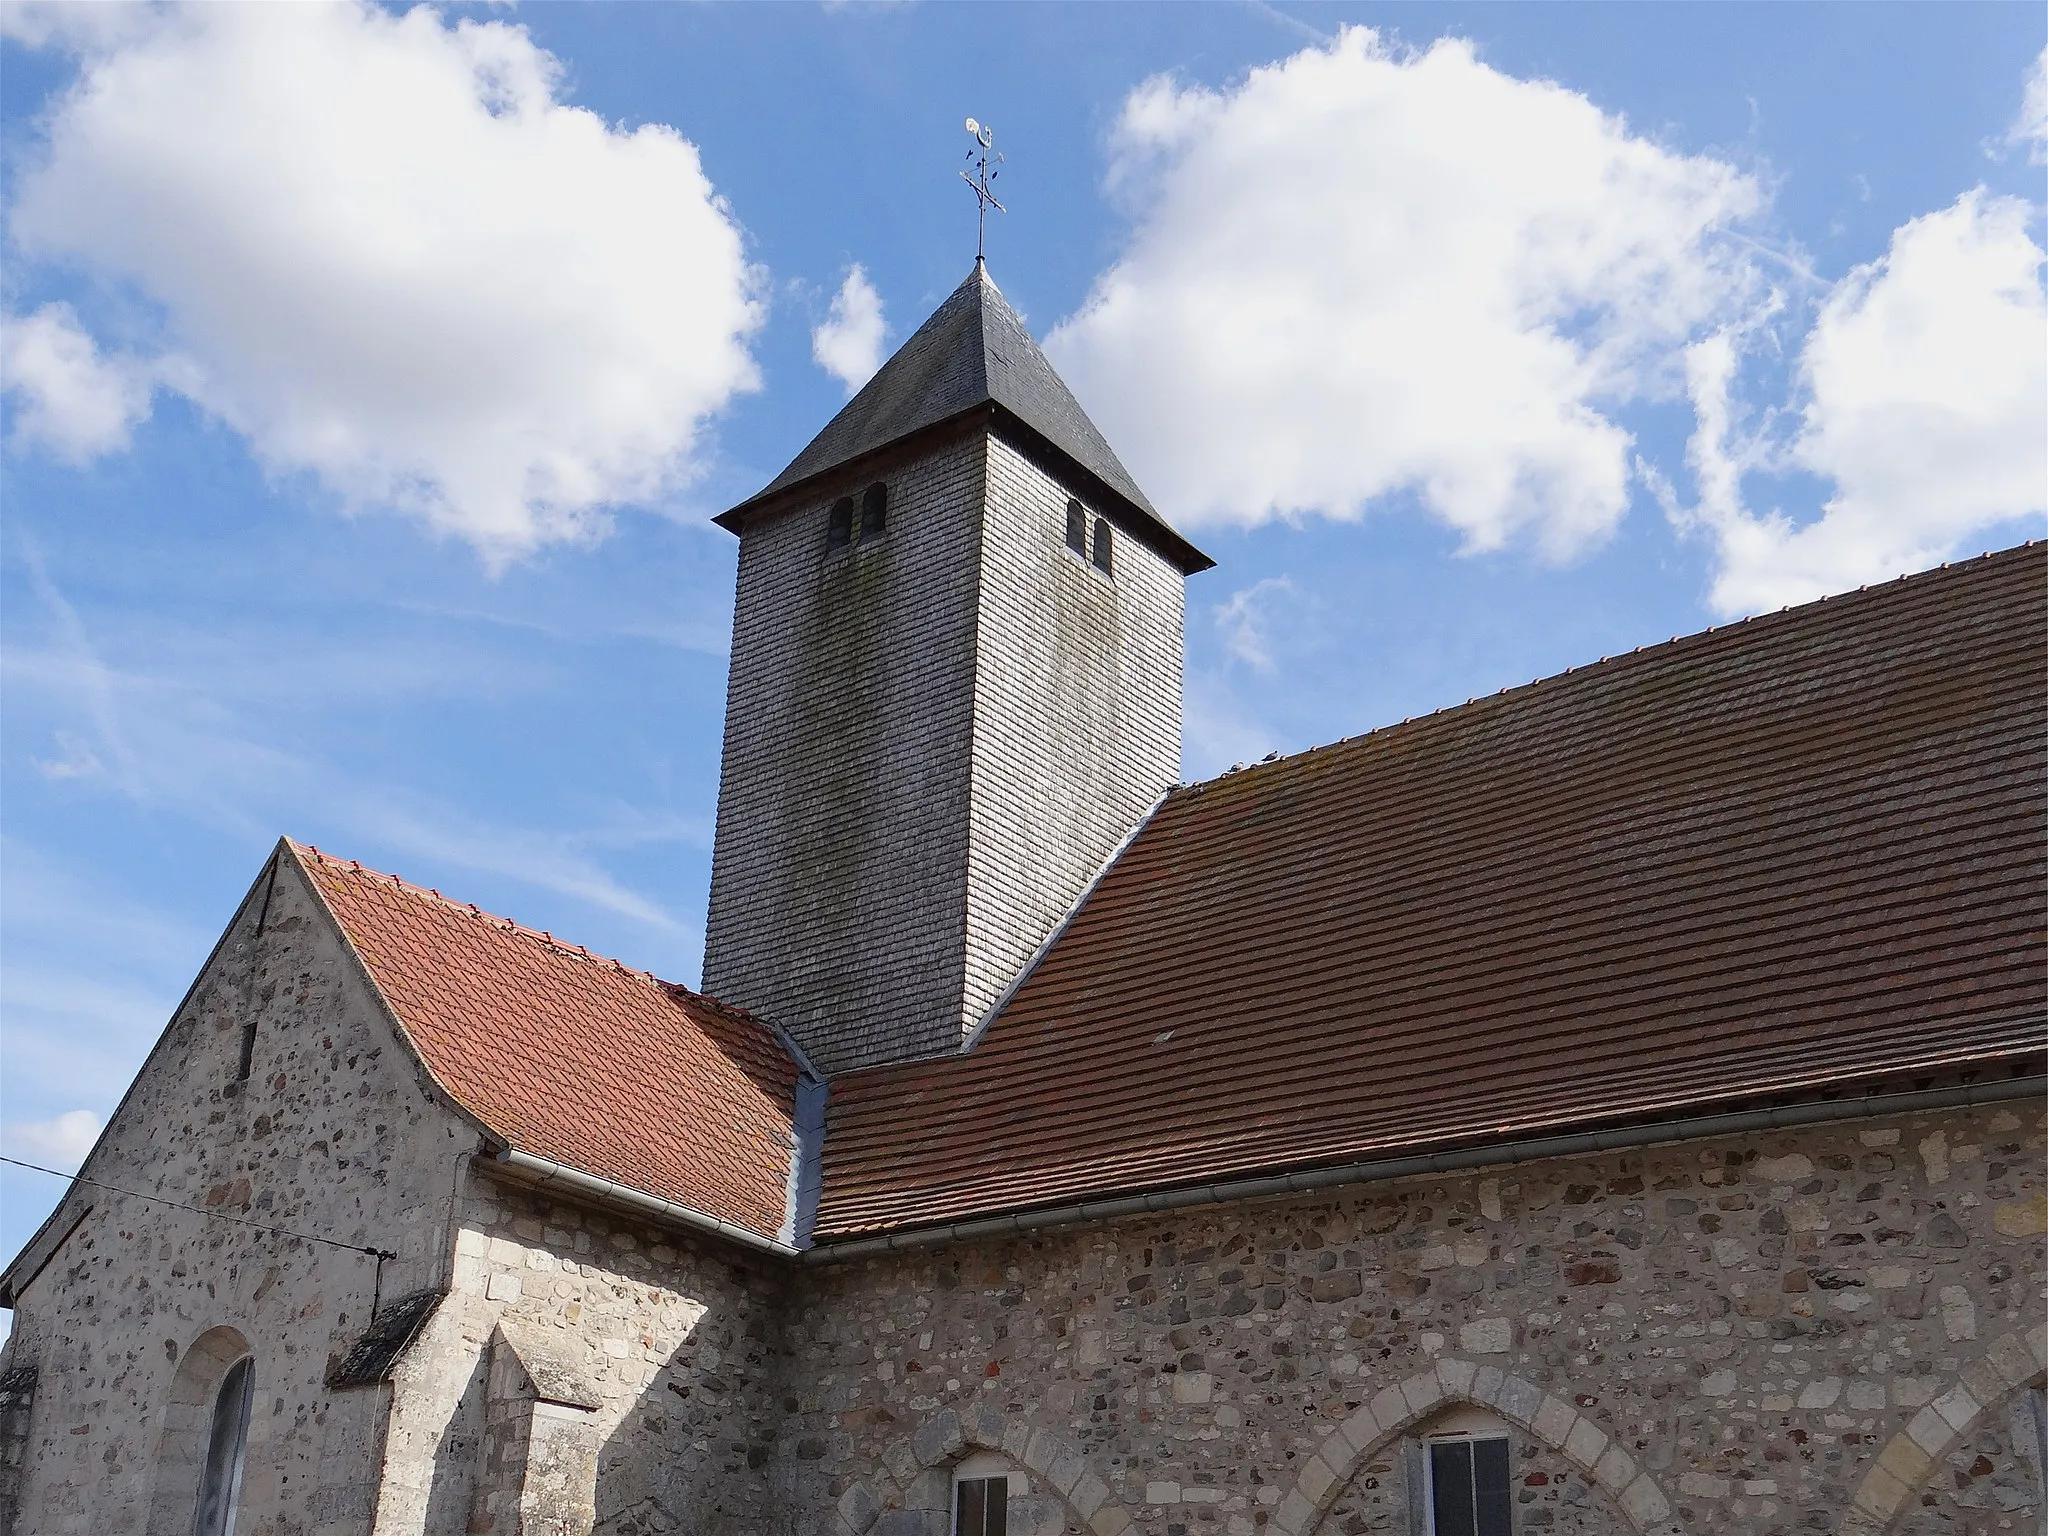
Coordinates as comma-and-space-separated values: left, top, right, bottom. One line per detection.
703, 265, 1212, 1074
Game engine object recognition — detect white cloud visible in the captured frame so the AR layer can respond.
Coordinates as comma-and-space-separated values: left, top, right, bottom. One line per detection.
5, 1109, 102, 1171
1, 303, 152, 462
1047, 28, 1762, 557
8, 1, 763, 562
1683, 190, 2046, 615
812, 264, 887, 394
1212, 576, 1299, 671
2012, 44, 2048, 163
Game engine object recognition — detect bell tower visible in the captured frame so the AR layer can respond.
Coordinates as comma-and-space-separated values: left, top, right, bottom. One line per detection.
702, 265, 1212, 1074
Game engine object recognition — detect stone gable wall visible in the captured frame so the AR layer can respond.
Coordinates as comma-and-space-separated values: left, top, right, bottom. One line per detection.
0, 855, 469, 1536
774, 1100, 2047, 1536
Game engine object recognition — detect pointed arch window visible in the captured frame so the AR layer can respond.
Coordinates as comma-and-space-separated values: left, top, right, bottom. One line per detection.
192, 1355, 254, 1536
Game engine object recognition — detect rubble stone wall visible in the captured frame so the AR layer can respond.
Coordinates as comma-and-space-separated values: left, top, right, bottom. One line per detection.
777, 1098, 2048, 1536
370, 1170, 784, 1536
0, 855, 468, 1536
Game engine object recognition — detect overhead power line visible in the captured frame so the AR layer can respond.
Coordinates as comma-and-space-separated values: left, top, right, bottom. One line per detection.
1, 1155, 397, 1261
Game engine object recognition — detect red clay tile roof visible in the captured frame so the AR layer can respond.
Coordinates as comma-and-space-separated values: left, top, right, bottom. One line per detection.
816, 544, 2048, 1238
294, 845, 800, 1243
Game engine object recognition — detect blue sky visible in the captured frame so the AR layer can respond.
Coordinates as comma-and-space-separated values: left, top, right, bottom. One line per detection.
0, 2, 2042, 1271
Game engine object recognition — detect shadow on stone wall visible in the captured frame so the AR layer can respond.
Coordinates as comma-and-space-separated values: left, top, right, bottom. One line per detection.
586, 1278, 782, 1536
421, 1348, 487, 1534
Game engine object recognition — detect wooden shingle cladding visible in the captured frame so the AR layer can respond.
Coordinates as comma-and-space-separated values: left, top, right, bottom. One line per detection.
296, 844, 802, 1243
815, 545, 2048, 1239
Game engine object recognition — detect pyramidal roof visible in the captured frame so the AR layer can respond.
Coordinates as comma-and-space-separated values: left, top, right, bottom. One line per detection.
721, 264, 1211, 572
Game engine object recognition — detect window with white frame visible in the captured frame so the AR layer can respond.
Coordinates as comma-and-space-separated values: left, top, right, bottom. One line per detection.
953, 1451, 1022, 1536
1425, 1433, 1511, 1536
954, 1475, 1007, 1536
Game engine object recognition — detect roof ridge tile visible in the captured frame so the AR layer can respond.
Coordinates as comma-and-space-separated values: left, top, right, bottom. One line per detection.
1178, 541, 2044, 796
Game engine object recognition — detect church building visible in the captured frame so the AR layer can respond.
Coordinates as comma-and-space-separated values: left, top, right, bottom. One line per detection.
1, 263, 2042, 1536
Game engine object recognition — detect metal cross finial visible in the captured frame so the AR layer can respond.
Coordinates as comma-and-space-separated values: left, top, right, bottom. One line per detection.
961, 117, 1005, 266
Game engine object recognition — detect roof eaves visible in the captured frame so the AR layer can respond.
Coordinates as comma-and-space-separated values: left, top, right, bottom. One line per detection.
806, 1060, 2046, 1257
711, 400, 1215, 575
986, 406, 1214, 575
290, 842, 806, 1250
488, 1147, 801, 1259
712, 404, 993, 534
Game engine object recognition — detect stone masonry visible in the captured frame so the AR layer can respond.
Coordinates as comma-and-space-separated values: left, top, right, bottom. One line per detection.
0, 854, 464, 1536
774, 1098, 2046, 1536
375, 1171, 781, 1536
702, 425, 1184, 1074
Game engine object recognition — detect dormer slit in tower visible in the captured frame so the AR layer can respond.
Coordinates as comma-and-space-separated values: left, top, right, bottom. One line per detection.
702, 264, 1212, 1074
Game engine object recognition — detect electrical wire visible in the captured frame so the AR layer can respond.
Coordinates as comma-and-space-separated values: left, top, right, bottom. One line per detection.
1, 1154, 397, 1260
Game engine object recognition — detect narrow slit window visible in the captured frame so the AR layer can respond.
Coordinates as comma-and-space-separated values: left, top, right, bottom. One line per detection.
1427, 1436, 1511, 1536
1065, 498, 1087, 555
954, 1475, 1008, 1536
827, 497, 855, 549
1091, 516, 1114, 575
235, 1020, 257, 1083
193, 1356, 255, 1536
859, 482, 887, 540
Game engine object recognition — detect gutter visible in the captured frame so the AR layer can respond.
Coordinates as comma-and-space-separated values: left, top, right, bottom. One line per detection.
489, 1148, 801, 1260
802, 1071, 2048, 1263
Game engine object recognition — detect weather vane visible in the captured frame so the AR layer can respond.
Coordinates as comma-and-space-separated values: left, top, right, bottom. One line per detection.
961, 117, 1005, 266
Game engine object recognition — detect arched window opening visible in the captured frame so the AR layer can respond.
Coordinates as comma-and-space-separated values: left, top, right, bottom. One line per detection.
1064, 499, 1087, 556
860, 482, 888, 541
828, 496, 855, 549
148, 1328, 254, 1536
1091, 516, 1113, 575
192, 1356, 253, 1536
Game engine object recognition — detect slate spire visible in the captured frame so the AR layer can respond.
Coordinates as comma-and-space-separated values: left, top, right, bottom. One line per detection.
721, 266, 1210, 572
